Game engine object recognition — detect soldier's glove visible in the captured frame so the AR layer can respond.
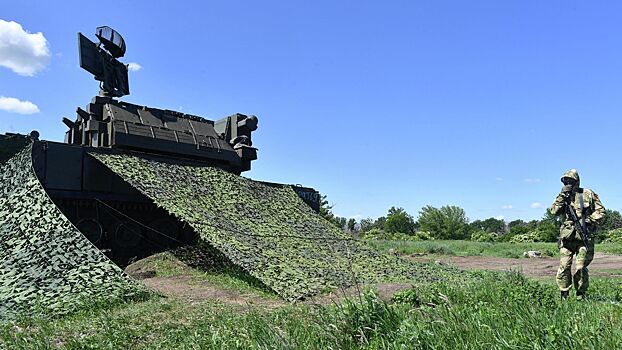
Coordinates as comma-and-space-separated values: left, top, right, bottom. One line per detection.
561, 185, 573, 199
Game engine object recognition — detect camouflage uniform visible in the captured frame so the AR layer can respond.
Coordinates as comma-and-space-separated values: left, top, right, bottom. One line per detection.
549, 169, 605, 296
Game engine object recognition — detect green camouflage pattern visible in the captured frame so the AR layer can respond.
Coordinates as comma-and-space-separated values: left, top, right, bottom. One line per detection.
556, 239, 594, 293
561, 168, 580, 184
91, 152, 439, 301
549, 168, 605, 294
0, 146, 147, 319
549, 169, 605, 241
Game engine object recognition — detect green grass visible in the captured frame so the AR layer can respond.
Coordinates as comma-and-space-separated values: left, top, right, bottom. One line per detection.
597, 242, 622, 255
1, 272, 620, 349
3, 241, 622, 349
367, 239, 622, 258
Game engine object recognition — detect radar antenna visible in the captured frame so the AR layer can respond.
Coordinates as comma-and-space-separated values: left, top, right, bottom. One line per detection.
78, 26, 130, 97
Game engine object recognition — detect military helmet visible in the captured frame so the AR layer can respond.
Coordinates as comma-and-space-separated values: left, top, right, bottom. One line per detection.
561, 168, 580, 186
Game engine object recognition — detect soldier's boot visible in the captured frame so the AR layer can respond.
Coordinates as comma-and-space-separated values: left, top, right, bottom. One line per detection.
560, 290, 569, 300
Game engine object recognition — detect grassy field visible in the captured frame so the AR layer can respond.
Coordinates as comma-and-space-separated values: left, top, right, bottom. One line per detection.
368, 239, 622, 258
2, 241, 622, 349
1, 272, 620, 349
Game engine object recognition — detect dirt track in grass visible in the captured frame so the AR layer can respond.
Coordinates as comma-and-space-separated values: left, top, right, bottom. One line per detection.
407, 252, 622, 279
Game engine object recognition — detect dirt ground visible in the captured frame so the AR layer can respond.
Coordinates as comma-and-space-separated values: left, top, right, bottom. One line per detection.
139, 275, 286, 308
131, 272, 413, 307
408, 252, 622, 279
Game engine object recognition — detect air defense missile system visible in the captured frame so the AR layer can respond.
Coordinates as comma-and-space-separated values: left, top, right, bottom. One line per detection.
1, 27, 319, 267
0, 27, 426, 318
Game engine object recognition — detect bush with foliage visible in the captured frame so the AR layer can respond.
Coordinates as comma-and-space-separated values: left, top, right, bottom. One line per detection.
418, 205, 470, 239
603, 228, 622, 243
318, 194, 345, 229
362, 228, 415, 241
534, 212, 560, 242
415, 230, 434, 240
509, 232, 539, 243
470, 230, 496, 242
384, 207, 416, 234
470, 217, 505, 234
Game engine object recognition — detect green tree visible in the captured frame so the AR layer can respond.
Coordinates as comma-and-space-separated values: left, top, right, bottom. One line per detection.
359, 218, 374, 233
337, 217, 347, 230
384, 207, 416, 234
507, 219, 526, 229
319, 194, 344, 229
372, 216, 386, 230
470, 217, 506, 233
347, 218, 357, 232
498, 219, 537, 242
531, 211, 561, 242
601, 209, 622, 231
418, 205, 470, 239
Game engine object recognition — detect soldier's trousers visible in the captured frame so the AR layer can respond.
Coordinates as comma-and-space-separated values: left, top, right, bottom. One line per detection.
556, 239, 594, 294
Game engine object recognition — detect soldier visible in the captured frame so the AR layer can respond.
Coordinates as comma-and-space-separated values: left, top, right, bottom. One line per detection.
549, 169, 605, 299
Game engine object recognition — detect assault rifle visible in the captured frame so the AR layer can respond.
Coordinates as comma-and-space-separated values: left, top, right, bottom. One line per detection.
564, 196, 590, 247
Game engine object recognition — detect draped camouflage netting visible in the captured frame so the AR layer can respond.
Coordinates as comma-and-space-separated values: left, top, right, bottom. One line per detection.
0, 146, 147, 319
91, 153, 438, 301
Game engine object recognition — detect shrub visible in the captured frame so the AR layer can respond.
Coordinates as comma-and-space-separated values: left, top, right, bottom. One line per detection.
418, 205, 470, 239
415, 230, 434, 241
384, 207, 416, 234
510, 232, 538, 243
470, 230, 496, 242
362, 228, 415, 241
603, 228, 622, 243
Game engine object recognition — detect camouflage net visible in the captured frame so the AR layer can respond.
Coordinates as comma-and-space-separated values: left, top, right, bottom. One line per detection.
91, 153, 440, 301
0, 147, 147, 319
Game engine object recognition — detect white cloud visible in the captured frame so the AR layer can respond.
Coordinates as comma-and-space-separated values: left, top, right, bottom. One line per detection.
530, 202, 544, 209
501, 204, 513, 210
524, 178, 542, 184
127, 62, 142, 71
0, 20, 51, 76
0, 96, 39, 114
495, 177, 503, 182
495, 215, 504, 220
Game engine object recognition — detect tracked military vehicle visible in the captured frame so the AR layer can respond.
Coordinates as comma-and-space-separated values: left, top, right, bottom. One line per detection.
1, 27, 319, 266
1, 27, 429, 318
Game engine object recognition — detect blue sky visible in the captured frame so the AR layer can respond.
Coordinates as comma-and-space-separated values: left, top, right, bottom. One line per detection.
2, 1, 621, 223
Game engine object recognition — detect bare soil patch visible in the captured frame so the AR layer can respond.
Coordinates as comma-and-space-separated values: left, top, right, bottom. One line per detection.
125, 253, 285, 308
407, 252, 622, 279
139, 275, 285, 308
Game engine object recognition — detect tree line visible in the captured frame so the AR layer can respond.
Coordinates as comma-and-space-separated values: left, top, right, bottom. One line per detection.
319, 196, 622, 243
